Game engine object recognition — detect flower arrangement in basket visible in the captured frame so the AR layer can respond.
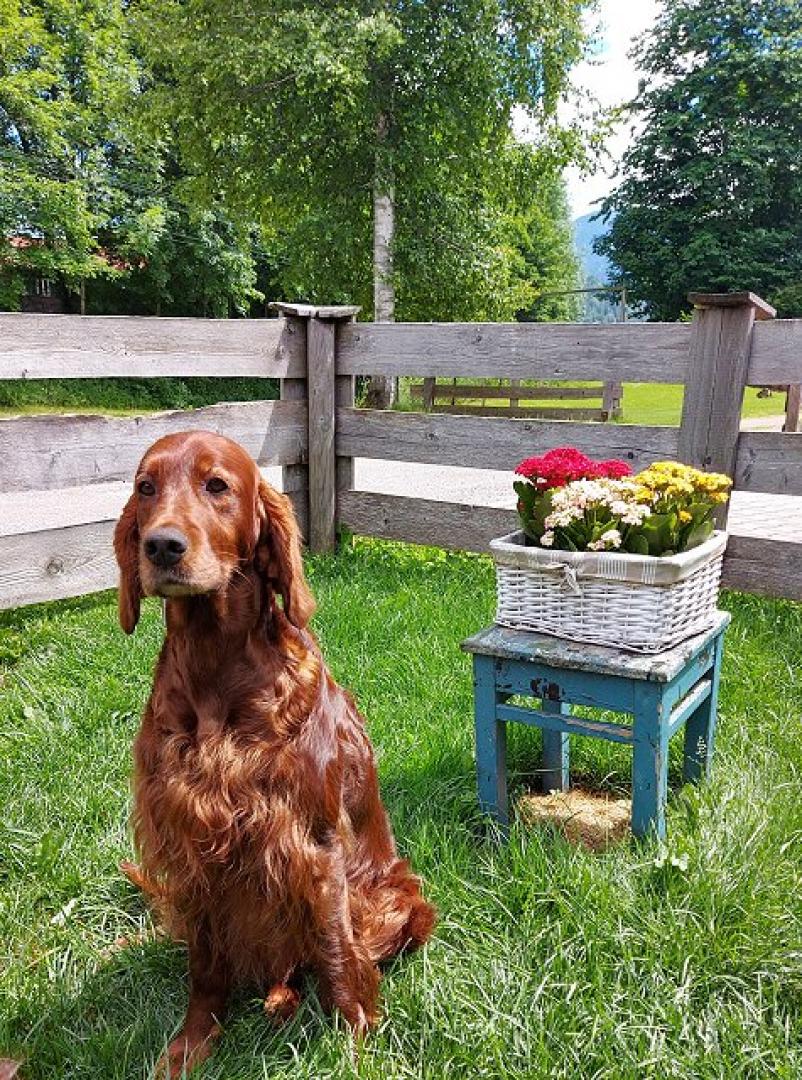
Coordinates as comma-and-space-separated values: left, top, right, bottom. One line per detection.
491, 447, 732, 653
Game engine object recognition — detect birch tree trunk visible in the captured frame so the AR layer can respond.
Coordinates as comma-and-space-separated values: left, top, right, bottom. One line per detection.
365, 114, 396, 409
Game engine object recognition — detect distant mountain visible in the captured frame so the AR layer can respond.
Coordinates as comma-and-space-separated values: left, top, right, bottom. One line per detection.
573, 212, 613, 286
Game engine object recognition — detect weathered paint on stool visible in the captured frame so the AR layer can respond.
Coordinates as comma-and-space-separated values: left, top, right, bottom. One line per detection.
461, 612, 730, 840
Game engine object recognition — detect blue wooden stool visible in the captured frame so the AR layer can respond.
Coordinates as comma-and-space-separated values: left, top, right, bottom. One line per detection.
461, 612, 730, 839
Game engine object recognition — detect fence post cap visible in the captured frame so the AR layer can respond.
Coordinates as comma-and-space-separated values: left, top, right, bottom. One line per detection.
270, 302, 362, 320
687, 291, 776, 320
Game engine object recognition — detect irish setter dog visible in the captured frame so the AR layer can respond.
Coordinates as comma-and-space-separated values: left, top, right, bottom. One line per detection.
114, 430, 434, 1077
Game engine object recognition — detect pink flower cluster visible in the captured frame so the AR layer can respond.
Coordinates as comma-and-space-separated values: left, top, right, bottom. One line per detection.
514, 446, 632, 491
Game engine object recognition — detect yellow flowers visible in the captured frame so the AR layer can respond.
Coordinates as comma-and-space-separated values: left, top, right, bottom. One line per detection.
634, 461, 732, 510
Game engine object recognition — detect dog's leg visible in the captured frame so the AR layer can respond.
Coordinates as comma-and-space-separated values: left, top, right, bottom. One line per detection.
157, 935, 229, 1078
308, 846, 380, 1035
263, 982, 301, 1025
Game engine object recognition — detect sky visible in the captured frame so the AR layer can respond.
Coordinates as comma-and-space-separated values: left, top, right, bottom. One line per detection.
564, 0, 661, 219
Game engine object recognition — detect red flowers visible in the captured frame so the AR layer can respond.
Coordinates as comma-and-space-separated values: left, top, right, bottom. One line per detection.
514, 447, 632, 491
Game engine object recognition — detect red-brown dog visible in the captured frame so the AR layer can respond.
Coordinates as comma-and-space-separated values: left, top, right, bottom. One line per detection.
114, 431, 434, 1077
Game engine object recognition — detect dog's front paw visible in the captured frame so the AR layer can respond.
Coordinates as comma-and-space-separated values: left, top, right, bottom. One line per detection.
340, 1000, 378, 1038
263, 984, 301, 1025
154, 1025, 220, 1079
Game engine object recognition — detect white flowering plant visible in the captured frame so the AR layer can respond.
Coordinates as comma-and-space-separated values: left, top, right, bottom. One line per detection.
537, 478, 652, 552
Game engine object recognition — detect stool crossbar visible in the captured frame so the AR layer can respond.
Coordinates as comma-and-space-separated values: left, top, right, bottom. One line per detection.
461, 612, 730, 839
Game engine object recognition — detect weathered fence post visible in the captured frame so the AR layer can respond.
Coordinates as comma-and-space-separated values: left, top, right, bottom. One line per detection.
677, 291, 776, 525
273, 310, 309, 534
272, 303, 360, 553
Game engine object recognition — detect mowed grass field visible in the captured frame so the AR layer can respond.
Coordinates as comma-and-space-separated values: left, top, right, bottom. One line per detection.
1, 539, 801, 1078
395, 381, 785, 427
0, 377, 787, 427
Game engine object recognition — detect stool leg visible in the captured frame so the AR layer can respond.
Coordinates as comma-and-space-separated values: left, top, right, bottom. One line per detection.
541, 701, 569, 792
473, 655, 508, 826
632, 685, 669, 840
683, 632, 724, 784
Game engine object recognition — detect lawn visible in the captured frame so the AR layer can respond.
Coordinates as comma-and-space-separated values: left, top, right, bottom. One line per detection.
394, 380, 785, 427
0, 378, 786, 427
1, 539, 801, 1078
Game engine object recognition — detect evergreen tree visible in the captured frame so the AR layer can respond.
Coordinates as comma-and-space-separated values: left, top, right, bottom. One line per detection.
597, 0, 802, 320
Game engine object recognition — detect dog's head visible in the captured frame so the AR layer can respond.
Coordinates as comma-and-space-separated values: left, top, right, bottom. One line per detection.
113, 431, 314, 633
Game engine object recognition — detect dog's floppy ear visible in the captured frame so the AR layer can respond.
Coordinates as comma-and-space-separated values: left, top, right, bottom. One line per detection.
256, 480, 315, 628
113, 493, 142, 634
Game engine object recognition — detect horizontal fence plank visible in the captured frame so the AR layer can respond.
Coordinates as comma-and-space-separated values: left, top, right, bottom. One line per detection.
409, 383, 606, 401
748, 320, 802, 385
0, 399, 307, 492
340, 491, 802, 600
720, 535, 802, 601
337, 408, 678, 472
338, 322, 691, 382
339, 490, 516, 552
429, 404, 606, 420
0, 488, 308, 611
0, 313, 305, 379
735, 432, 802, 495
0, 519, 118, 609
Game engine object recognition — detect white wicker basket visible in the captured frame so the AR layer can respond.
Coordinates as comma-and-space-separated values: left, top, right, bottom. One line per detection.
491, 530, 727, 653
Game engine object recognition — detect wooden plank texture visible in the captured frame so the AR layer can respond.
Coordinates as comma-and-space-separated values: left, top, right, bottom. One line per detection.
0, 399, 307, 492
735, 432, 802, 495
339, 491, 802, 600
337, 322, 691, 382
336, 408, 678, 472
307, 318, 337, 551
279, 314, 310, 536
677, 300, 757, 477
339, 490, 517, 552
0, 489, 309, 610
688, 291, 776, 318
0, 313, 305, 379
748, 320, 802, 385
429, 404, 606, 420
409, 383, 607, 401
784, 384, 801, 432
0, 519, 118, 609
720, 535, 802, 600
336, 370, 355, 494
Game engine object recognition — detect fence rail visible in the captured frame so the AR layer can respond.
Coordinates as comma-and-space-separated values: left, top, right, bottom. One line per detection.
1, 290, 801, 610
336, 408, 679, 472
0, 312, 305, 379
0, 400, 307, 493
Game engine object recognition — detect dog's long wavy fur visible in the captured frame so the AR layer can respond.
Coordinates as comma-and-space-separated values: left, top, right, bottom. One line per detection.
114, 431, 435, 1077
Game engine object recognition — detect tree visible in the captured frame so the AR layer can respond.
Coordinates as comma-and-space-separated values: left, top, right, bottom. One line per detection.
0, 0, 138, 304
596, 0, 802, 321
135, 0, 590, 401
0, 0, 261, 315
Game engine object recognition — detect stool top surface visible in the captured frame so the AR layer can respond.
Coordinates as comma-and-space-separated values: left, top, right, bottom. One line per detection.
461, 612, 731, 683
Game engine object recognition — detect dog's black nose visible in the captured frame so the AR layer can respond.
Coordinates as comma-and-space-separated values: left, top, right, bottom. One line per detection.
144, 528, 188, 568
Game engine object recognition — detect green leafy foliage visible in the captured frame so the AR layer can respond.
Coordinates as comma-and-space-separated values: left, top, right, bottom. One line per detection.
134, 0, 591, 320
596, 0, 802, 320
0, 1, 261, 315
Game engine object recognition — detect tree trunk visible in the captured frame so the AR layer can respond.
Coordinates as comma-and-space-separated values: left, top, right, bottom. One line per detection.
365, 115, 396, 409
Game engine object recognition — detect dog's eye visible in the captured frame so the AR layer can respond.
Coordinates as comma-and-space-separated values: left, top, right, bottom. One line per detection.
138, 480, 155, 496
206, 477, 228, 494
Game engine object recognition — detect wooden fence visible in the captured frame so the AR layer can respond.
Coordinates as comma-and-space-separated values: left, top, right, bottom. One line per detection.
410, 377, 623, 421
1, 291, 801, 611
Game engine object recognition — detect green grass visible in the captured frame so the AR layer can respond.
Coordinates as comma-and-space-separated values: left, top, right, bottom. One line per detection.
1, 539, 801, 1077
1, 377, 785, 426
0, 377, 278, 417
620, 384, 783, 427
395, 380, 785, 428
